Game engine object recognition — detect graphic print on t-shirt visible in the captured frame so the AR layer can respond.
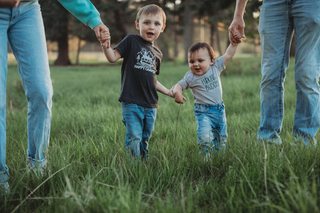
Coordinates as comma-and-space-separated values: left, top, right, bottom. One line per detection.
134, 48, 157, 73
201, 73, 219, 91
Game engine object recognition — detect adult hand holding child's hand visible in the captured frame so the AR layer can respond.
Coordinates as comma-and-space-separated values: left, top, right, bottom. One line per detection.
93, 23, 110, 48
100, 29, 111, 48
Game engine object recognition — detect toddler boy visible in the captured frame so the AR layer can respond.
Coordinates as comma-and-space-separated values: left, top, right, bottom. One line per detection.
101, 4, 173, 160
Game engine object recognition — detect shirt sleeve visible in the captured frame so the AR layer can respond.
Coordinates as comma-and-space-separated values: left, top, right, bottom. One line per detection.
58, 0, 102, 29
214, 57, 226, 74
178, 72, 192, 90
114, 34, 132, 58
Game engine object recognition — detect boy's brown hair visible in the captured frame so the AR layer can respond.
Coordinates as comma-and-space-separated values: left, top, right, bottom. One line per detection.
136, 4, 166, 25
188, 42, 215, 61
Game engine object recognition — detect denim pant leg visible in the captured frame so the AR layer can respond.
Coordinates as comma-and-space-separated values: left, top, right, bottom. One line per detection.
291, 1, 320, 146
0, 7, 10, 183
9, 2, 53, 168
141, 107, 156, 160
212, 104, 227, 154
257, 0, 293, 144
194, 105, 213, 155
122, 102, 156, 159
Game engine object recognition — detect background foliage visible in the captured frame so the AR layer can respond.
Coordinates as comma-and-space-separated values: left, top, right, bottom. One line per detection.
39, 0, 261, 65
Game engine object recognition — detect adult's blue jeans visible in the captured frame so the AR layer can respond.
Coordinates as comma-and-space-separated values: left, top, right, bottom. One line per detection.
121, 102, 157, 160
0, 1, 53, 183
194, 102, 227, 155
258, 0, 320, 146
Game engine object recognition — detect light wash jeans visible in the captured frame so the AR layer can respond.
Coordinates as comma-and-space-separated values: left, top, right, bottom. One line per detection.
121, 102, 157, 160
0, 1, 53, 183
194, 102, 227, 155
257, 0, 320, 146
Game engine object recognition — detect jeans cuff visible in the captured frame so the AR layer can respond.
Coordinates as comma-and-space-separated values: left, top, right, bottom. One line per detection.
0, 166, 9, 183
27, 156, 47, 168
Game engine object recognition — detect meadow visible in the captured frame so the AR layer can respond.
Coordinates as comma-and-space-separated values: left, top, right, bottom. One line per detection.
1, 56, 320, 213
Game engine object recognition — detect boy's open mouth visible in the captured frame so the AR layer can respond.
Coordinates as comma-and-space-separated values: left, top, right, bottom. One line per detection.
147, 32, 154, 38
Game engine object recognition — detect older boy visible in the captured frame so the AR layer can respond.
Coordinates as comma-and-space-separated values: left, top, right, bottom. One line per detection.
101, 4, 173, 160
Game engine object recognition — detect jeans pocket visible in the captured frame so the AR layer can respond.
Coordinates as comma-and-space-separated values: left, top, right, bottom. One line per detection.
194, 105, 208, 115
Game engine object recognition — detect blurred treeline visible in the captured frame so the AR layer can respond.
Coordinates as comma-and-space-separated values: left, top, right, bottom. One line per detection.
39, 0, 262, 65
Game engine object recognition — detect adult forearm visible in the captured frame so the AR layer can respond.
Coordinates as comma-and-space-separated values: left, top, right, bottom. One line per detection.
229, 0, 248, 45
58, 0, 102, 29
234, 0, 248, 19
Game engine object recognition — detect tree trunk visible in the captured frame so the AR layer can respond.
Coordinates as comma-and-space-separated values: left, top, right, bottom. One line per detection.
158, 34, 170, 60
210, 23, 214, 49
174, 15, 179, 65
173, 2, 179, 66
200, 18, 204, 42
76, 37, 81, 65
54, 10, 71, 66
114, 8, 127, 40
54, 31, 71, 66
183, 0, 193, 64
216, 25, 222, 56
290, 32, 296, 57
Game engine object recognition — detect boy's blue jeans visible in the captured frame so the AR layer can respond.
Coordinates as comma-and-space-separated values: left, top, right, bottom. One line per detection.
194, 102, 227, 155
121, 102, 157, 160
0, 2, 53, 183
258, 0, 320, 146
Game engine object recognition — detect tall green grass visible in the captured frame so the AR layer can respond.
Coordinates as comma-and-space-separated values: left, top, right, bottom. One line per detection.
2, 56, 320, 212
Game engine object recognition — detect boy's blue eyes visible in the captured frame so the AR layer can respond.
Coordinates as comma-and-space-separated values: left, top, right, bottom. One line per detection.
144, 22, 161, 26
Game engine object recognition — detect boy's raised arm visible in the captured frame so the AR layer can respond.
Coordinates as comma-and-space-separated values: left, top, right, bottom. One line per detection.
101, 31, 121, 63
222, 44, 238, 65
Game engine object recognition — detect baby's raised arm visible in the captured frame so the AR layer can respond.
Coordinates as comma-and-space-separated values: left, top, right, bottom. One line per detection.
101, 30, 121, 63
222, 43, 238, 65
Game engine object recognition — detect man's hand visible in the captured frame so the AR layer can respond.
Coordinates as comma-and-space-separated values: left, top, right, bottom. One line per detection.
228, 17, 245, 46
0, 0, 20, 8
93, 23, 110, 48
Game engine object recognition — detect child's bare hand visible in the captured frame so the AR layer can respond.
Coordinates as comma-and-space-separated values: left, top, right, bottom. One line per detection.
100, 30, 111, 47
175, 93, 187, 104
168, 86, 175, 98
230, 29, 242, 44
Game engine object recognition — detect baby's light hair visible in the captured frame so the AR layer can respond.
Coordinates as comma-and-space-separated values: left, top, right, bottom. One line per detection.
136, 4, 166, 25
188, 42, 215, 61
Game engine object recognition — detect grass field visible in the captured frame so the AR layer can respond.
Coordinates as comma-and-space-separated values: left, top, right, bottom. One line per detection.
1, 56, 320, 213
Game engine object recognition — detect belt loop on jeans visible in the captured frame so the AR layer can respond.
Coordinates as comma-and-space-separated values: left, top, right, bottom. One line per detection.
219, 101, 223, 110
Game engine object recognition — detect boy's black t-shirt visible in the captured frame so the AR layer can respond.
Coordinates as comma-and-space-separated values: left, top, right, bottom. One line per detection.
115, 34, 162, 108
